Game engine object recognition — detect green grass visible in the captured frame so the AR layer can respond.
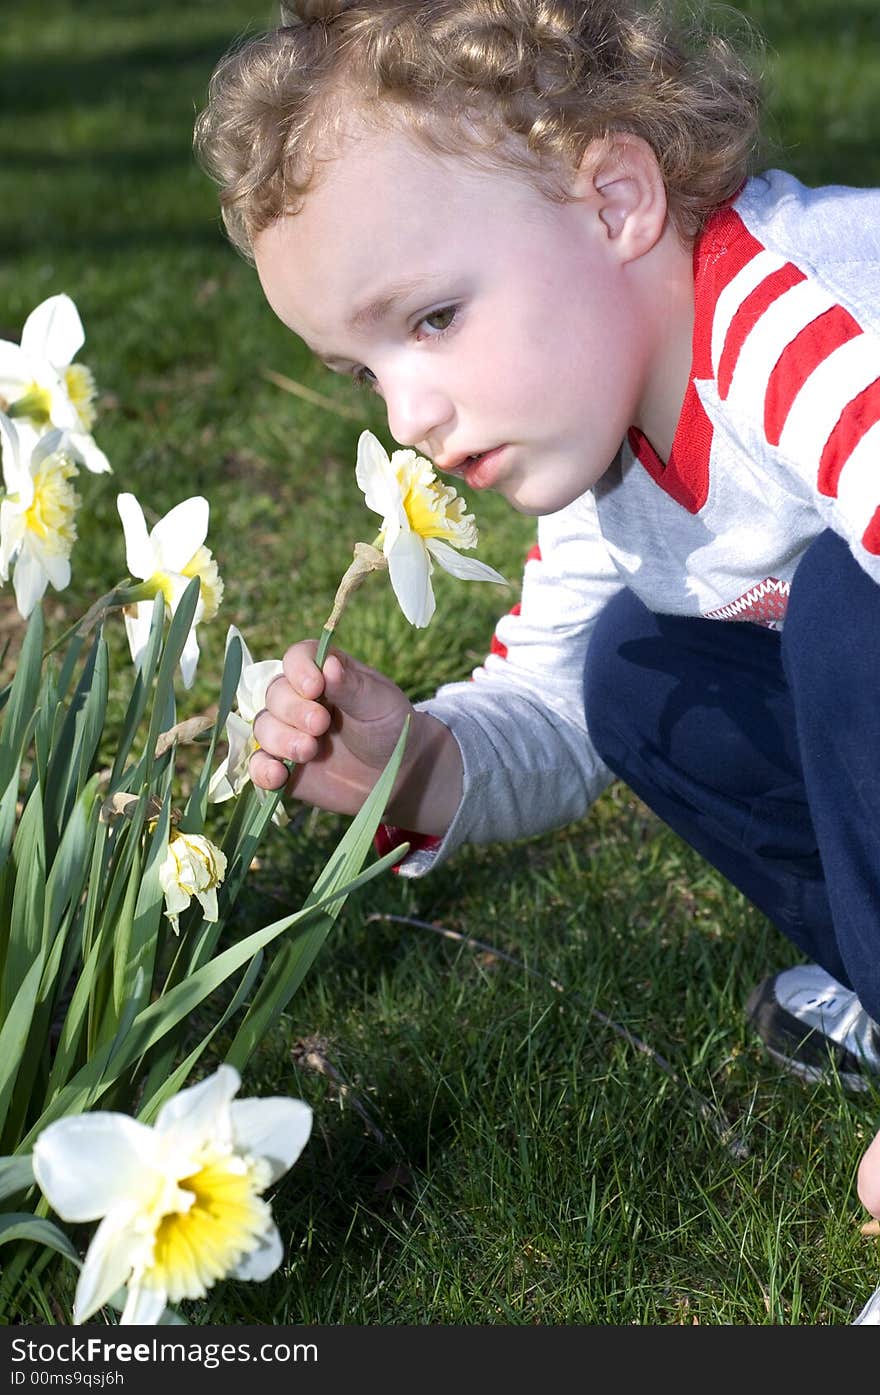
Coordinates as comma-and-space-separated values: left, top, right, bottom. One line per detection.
2, 0, 880, 1326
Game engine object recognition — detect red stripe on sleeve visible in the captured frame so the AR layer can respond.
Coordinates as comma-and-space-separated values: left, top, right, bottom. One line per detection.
718, 263, 807, 400
374, 824, 442, 872
526, 543, 542, 565
764, 305, 862, 446
489, 602, 521, 659
818, 377, 880, 498
862, 507, 880, 556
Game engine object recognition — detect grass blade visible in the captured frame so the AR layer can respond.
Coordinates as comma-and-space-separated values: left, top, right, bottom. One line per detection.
0, 606, 43, 794
0, 1214, 80, 1266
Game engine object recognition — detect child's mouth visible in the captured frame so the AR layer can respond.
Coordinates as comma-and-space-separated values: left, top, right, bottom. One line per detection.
461, 446, 506, 490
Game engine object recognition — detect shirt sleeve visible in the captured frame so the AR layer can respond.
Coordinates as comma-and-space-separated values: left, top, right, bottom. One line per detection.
704, 177, 880, 581
390, 487, 625, 877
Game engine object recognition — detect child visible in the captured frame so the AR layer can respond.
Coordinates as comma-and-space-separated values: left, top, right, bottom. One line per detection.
195, 1, 880, 1225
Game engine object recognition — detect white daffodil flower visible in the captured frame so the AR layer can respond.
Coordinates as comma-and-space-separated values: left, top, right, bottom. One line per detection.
208, 626, 287, 822
158, 828, 227, 933
355, 430, 506, 628
117, 492, 224, 689
32, 1064, 313, 1325
0, 294, 110, 474
0, 412, 80, 618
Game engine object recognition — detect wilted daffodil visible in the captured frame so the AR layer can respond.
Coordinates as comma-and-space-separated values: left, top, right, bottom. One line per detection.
158, 828, 227, 934
0, 293, 110, 475
209, 625, 286, 821
32, 1064, 313, 1324
0, 412, 80, 618
117, 492, 224, 689
355, 430, 506, 628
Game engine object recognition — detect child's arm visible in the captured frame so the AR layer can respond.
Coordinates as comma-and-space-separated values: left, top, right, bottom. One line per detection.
858, 1125, 880, 1219
253, 487, 625, 870
250, 641, 464, 837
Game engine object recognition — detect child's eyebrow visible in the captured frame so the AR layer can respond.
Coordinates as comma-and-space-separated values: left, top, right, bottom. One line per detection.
347, 275, 440, 331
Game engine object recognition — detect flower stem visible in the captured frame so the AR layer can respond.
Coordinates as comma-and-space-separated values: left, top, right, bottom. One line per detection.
315, 625, 335, 670
277, 541, 384, 800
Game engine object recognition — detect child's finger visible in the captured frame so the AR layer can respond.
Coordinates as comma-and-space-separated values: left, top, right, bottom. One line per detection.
248, 748, 293, 791
262, 673, 331, 736
281, 638, 325, 700
857, 1125, 880, 1218
252, 708, 320, 767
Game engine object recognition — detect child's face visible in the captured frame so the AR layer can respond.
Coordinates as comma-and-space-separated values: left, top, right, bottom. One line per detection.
254, 118, 655, 516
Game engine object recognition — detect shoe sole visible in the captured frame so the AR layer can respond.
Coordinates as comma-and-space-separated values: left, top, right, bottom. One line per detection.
756, 1040, 871, 1093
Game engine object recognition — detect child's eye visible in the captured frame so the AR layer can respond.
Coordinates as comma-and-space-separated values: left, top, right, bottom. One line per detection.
352, 365, 378, 390
418, 306, 457, 337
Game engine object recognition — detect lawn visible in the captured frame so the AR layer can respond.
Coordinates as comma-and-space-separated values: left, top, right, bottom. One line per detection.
1, 0, 879, 1326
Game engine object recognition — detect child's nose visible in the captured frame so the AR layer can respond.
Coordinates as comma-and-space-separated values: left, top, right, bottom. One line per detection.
383, 379, 453, 452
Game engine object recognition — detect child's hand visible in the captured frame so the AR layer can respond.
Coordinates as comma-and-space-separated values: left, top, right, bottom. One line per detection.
250, 640, 462, 834
858, 1124, 880, 1219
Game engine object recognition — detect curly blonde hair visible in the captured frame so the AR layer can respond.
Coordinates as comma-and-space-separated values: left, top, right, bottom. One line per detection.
194, 0, 764, 262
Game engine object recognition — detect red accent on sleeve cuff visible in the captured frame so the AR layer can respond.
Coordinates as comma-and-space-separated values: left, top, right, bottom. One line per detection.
374, 824, 442, 872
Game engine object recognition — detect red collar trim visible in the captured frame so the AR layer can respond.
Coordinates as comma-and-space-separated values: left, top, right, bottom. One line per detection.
629, 205, 764, 513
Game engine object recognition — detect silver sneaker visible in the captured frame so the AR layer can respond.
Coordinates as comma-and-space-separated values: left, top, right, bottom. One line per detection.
746, 963, 880, 1092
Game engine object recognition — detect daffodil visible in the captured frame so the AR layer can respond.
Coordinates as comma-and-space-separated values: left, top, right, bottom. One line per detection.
158, 828, 227, 933
0, 412, 80, 618
117, 492, 224, 689
355, 430, 506, 628
0, 294, 110, 474
208, 625, 287, 821
32, 1064, 313, 1324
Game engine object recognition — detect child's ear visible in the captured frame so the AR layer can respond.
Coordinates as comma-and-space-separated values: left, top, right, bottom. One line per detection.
575, 133, 668, 261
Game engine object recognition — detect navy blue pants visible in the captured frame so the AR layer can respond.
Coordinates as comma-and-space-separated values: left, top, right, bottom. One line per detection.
583, 530, 880, 1024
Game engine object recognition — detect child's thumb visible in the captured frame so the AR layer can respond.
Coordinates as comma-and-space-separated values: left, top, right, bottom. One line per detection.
321, 651, 390, 722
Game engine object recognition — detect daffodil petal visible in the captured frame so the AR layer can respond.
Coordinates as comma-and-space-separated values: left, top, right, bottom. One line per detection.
196, 886, 219, 921
41, 548, 71, 593
151, 496, 209, 572
33, 1113, 156, 1222
0, 342, 28, 399
387, 531, 435, 628
12, 548, 49, 619
179, 625, 200, 691
155, 1063, 239, 1154
0, 413, 24, 493
240, 659, 284, 720
229, 1223, 284, 1282
124, 601, 154, 673
160, 879, 191, 918
120, 1281, 169, 1326
0, 501, 23, 579
222, 710, 253, 782
207, 760, 234, 803
67, 430, 111, 475
230, 1098, 313, 1184
21, 294, 85, 369
425, 538, 508, 585
355, 430, 398, 518
30, 426, 69, 471
44, 375, 79, 430
117, 493, 154, 581
74, 1206, 142, 1326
